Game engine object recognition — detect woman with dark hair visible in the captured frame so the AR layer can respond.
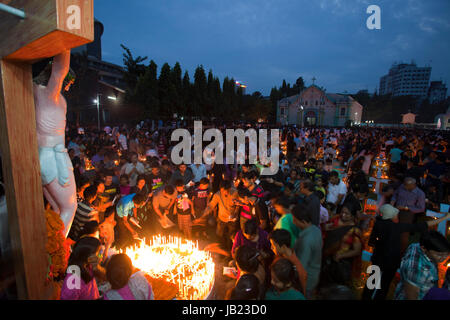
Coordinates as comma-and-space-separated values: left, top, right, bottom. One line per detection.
104, 254, 154, 300
413, 149, 425, 167
265, 257, 306, 300
60, 238, 102, 300
130, 174, 150, 197
321, 205, 362, 287
226, 274, 260, 300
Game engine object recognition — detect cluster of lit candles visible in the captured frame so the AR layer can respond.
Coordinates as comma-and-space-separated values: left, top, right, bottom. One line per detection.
123, 235, 215, 300
372, 158, 390, 180
84, 158, 95, 171
281, 140, 287, 156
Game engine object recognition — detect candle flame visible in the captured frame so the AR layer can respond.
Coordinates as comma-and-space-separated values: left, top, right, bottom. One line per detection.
84, 158, 95, 171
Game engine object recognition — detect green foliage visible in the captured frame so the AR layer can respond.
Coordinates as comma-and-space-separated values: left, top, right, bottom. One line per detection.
120, 46, 280, 121
120, 44, 147, 102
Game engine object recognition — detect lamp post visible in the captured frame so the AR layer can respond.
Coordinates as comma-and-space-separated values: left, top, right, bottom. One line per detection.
299, 105, 304, 127
93, 95, 117, 131
94, 94, 101, 131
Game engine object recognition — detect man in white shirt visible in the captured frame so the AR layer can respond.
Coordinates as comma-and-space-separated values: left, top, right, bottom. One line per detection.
326, 171, 347, 207
121, 152, 145, 187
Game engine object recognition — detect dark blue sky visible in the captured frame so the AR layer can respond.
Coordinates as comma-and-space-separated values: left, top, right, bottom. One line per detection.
96, 0, 450, 96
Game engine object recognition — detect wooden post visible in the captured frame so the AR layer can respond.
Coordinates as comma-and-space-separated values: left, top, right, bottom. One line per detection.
0, 0, 93, 299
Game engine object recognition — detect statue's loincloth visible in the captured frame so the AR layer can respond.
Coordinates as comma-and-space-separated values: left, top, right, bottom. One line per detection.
39, 144, 73, 186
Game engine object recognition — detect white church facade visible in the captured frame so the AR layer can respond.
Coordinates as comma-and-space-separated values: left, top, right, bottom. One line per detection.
276, 84, 363, 127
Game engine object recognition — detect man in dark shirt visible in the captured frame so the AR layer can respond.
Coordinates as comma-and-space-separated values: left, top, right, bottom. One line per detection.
103, 170, 119, 202
314, 160, 329, 183
192, 177, 210, 218
299, 180, 320, 227
343, 184, 369, 229
169, 163, 194, 187
160, 159, 173, 183
146, 163, 165, 191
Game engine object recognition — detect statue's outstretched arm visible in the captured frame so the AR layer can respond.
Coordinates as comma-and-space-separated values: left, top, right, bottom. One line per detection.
46, 49, 71, 99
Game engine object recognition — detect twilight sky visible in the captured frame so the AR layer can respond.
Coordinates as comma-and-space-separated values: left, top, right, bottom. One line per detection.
95, 0, 450, 96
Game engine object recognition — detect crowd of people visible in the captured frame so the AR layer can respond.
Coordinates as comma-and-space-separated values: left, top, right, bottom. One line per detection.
58, 120, 450, 300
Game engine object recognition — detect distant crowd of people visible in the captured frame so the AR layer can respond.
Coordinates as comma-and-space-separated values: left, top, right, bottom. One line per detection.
49, 120, 450, 300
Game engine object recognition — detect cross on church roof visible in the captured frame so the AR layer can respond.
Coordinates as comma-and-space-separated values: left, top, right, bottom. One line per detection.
312, 77, 316, 85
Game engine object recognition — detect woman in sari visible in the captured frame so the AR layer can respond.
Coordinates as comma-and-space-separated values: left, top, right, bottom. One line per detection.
321, 205, 362, 288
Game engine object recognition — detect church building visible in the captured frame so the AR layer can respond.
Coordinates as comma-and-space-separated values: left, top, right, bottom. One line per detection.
276, 83, 363, 127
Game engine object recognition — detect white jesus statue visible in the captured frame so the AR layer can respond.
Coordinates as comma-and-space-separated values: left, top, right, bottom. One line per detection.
33, 49, 77, 237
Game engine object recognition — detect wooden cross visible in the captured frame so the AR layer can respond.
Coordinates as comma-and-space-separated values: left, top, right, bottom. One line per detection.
0, 0, 93, 299
369, 167, 390, 201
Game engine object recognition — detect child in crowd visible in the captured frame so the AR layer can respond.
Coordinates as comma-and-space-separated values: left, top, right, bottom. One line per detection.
192, 178, 210, 218
265, 257, 306, 300
99, 206, 117, 264
316, 190, 329, 232
119, 174, 131, 196
174, 180, 195, 239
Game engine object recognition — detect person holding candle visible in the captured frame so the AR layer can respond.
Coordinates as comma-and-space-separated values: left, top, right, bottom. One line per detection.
115, 193, 147, 247
174, 180, 195, 239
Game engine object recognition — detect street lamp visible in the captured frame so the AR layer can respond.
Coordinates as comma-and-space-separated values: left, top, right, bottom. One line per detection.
93, 94, 102, 131
298, 105, 304, 127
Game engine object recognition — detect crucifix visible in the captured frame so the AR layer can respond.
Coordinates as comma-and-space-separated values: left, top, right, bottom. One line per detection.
369, 167, 389, 201
312, 77, 316, 85
0, 0, 93, 299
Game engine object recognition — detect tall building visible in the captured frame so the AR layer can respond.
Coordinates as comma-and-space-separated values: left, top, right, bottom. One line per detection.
276, 84, 363, 127
72, 19, 125, 91
235, 81, 247, 95
428, 81, 448, 104
67, 19, 143, 125
379, 62, 431, 99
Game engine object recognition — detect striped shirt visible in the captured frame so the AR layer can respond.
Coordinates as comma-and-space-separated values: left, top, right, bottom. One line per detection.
68, 201, 98, 241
